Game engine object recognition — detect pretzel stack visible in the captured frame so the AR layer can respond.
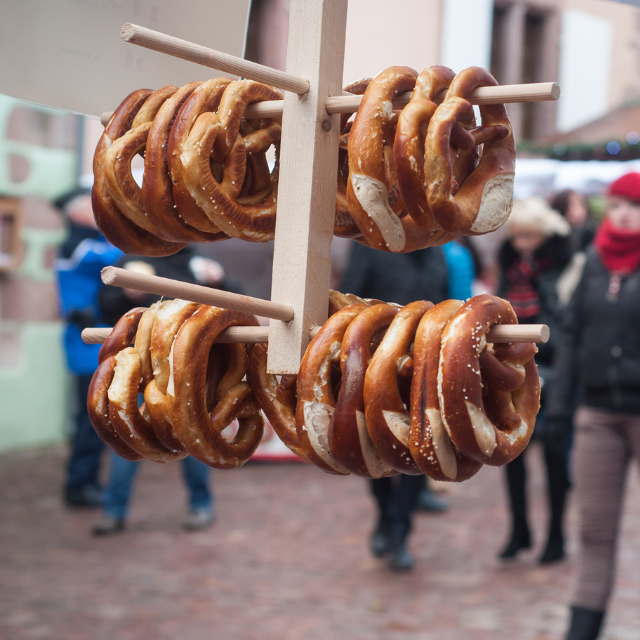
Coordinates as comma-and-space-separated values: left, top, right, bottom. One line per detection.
88, 300, 264, 469
93, 65, 514, 256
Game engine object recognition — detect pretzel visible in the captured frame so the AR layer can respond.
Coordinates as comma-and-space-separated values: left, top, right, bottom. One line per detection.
363, 301, 432, 474
87, 355, 143, 462
248, 342, 307, 461
296, 304, 373, 475
394, 66, 470, 239
438, 295, 540, 466
425, 67, 515, 235
142, 82, 228, 243
93, 88, 186, 256
143, 300, 200, 453
324, 303, 399, 477
107, 346, 187, 463
98, 307, 146, 363
167, 78, 234, 234
180, 80, 282, 242
335, 79, 370, 239
409, 300, 482, 481
346, 67, 454, 253
168, 306, 264, 469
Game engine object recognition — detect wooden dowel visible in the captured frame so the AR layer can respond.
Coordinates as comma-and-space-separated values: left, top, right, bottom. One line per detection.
101, 266, 294, 322
121, 23, 310, 95
100, 81, 560, 126
83, 323, 549, 345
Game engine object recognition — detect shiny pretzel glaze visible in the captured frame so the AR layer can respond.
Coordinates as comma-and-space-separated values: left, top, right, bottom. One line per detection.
437, 295, 540, 466
409, 300, 482, 481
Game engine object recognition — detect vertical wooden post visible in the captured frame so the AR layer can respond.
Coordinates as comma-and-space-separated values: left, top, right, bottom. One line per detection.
267, 0, 348, 374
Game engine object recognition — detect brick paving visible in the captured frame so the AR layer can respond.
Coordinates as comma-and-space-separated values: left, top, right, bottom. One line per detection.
1, 443, 639, 640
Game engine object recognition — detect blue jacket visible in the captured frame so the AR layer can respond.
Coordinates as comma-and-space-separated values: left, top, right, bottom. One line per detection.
55, 226, 122, 375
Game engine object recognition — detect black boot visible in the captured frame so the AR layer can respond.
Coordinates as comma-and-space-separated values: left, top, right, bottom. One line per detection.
370, 517, 393, 558
540, 445, 569, 564
388, 526, 414, 571
499, 455, 531, 559
566, 606, 605, 640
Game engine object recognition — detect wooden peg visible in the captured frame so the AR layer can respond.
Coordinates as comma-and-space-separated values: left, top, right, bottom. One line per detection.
83, 323, 549, 346
100, 81, 560, 126
101, 266, 294, 322
121, 23, 310, 95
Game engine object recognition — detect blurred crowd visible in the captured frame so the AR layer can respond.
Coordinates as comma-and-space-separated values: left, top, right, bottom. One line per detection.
53, 173, 640, 640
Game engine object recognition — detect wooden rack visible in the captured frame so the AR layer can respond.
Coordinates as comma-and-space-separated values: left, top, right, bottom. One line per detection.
86, 3, 560, 374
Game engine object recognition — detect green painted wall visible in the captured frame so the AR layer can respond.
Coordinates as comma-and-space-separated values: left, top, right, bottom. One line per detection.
0, 321, 70, 451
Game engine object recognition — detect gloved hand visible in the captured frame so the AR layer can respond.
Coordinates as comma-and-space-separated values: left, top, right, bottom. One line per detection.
67, 308, 97, 330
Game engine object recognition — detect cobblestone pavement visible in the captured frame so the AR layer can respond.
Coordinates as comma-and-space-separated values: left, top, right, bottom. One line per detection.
1, 443, 639, 640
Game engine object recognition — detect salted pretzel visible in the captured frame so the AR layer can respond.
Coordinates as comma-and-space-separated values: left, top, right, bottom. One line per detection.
142, 82, 228, 244
438, 295, 540, 466
346, 67, 453, 253
296, 304, 375, 475
248, 343, 307, 461
409, 300, 482, 481
167, 78, 234, 235
168, 306, 264, 469
143, 300, 200, 453
93, 87, 186, 256
335, 79, 371, 239
425, 67, 515, 235
325, 303, 400, 477
363, 301, 432, 474
88, 305, 184, 463
394, 66, 471, 240
180, 80, 282, 242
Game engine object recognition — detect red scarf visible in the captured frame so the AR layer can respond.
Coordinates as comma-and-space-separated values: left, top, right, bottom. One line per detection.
595, 218, 640, 274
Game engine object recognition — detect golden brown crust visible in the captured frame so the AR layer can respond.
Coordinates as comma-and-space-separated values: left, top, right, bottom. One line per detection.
364, 301, 432, 474
409, 300, 482, 481
92, 88, 187, 256
180, 80, 282, 242
167, 78, 234, 235
87, 356, 143, 461
437, 295, 540, 466
425, 67, 515, 235
329, 303, 400, 477
142, 82, 229, 243
296, 305, 370, 475
168, 306, 264, 469
248, 342, 308, 461
98, 307, 146, 364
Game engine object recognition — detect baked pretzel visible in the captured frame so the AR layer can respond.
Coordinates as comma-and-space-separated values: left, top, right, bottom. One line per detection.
93, 88, 186, 256
438, 295, 540, 466
363, 301, 432, 474
425, 67, 515, 235
346, 67, 453, 253
107, 346, 187, 463
248, 342, 307, 461
180, 80, 282, 242
168, 306, 264, 469
296, 305, 374, 475
167, 78, 234, 234
87, 355, 143, 462
328, 303, 400, 477
98, 307, 146, 363
143, 300, 200, 453
394, 66, 471, 238
142, 82, 229, 244
409, 300, 482, 481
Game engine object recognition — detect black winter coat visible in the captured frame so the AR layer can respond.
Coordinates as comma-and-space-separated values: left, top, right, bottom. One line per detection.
340, 242, 449, 306
546, 246, 640, 417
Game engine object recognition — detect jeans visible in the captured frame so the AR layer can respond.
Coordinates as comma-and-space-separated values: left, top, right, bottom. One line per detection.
65, 374, 105, 493
103, 451, 213, 520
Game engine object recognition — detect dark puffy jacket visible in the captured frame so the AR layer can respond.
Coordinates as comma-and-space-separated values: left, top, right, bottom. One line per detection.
340, 241, 449, 306
547, 246, 640, 418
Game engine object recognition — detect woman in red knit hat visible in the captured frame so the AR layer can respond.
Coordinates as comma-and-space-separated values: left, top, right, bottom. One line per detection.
547, 172, 640, 640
